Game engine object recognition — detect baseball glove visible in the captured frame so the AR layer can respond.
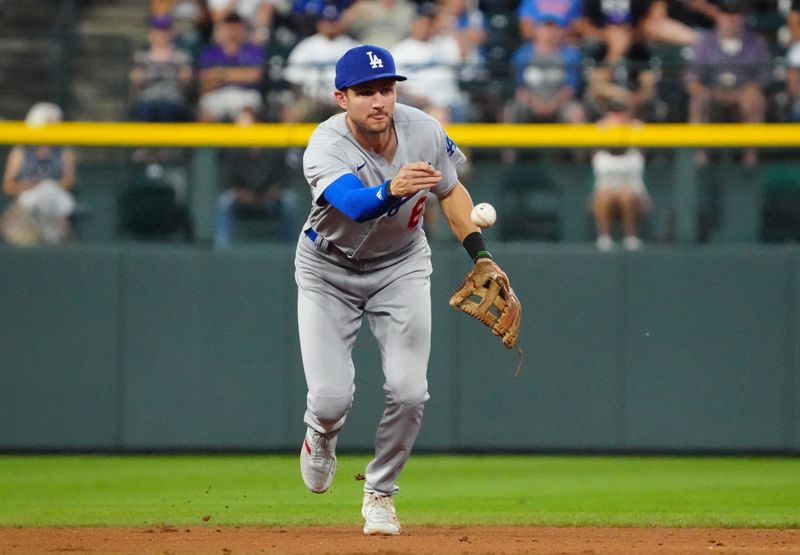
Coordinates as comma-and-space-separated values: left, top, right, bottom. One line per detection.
449, 259, 521, 349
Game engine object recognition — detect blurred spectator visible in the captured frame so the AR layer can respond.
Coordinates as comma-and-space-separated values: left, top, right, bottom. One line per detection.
129, 15, 194, 122
582, 0, 665, 124
585, 36, 661, 121
344, 0, 416, 48
788, 39, 800, 122
197, 12, 266, 121
152, 0, 180, 16
787, 0, 800, 120
517, 0, 582, 43
640, 0, 703, 46
214, 109, 298, 246
289, 0, 356, 39
436, 0, 486, 65
789, 0, 800, 43
662, 0, 718, 32
282, 5, 357, 122
392, 2, 470, 123
582, 0, 652, 62
1, 103, 76, 246
159, 0, 215, 57
583, 0, 699, 60
686, 0, 769, 164
503, 16, 586, 125
207, 0, 280, 45
590, 92, 650, 251
118, 162, 192, 240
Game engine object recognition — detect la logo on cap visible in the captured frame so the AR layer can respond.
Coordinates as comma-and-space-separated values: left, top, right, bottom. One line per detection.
367, 51, 383, 69
334, 44, 405, 89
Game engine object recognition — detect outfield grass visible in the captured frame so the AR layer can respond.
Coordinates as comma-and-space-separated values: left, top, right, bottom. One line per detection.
0, 455, 797, 528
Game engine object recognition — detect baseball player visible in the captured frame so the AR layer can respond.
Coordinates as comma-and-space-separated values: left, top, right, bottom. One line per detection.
295, 44, 512, 535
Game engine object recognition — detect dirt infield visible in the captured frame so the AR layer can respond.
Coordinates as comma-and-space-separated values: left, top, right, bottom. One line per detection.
1, 526, 798, 554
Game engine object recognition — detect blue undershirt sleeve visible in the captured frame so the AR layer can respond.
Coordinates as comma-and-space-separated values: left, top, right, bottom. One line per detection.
322, 173, 401, 223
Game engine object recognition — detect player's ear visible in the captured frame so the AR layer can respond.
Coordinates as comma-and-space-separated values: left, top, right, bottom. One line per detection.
334, 90, 347, 110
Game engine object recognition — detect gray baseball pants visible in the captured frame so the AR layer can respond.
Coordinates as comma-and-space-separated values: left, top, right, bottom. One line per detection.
294, 234, 432, 495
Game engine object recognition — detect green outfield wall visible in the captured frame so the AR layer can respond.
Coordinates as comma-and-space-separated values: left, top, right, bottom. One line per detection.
0, 243, 797, 453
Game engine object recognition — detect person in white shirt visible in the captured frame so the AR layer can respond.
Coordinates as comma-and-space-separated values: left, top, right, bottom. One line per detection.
282, 5, 358, 122
435, 0, 486, 68
344, 0, 417, 48
391, 2, 469, 123
1, 103, 76, 246
591, 93, 650, 251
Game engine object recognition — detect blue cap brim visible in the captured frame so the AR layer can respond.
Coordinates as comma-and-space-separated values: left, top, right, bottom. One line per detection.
337, 72, 407, 90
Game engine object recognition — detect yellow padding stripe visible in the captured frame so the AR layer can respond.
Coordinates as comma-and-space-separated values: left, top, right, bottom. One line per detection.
1, 122, 799, 147
0, 122, 315, 147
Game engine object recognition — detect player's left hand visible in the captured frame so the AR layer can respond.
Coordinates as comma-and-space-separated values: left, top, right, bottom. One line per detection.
389, 162, 441, 197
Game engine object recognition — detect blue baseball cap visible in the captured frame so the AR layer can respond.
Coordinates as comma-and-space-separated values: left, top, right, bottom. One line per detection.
334, 45, 407, 90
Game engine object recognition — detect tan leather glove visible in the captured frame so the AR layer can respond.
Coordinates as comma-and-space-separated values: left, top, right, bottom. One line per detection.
449, 259, 521, 349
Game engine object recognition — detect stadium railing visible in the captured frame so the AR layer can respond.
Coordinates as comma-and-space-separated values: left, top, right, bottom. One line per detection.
1, 121, 800, 245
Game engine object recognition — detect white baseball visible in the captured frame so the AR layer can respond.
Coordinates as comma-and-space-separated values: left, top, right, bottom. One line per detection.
471, 203, 496, 228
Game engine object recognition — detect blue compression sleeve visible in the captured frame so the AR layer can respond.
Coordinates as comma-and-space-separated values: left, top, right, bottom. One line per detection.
322, 173, 400, 223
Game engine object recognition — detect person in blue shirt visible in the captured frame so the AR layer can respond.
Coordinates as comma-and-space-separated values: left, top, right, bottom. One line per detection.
504, 15, 586, 125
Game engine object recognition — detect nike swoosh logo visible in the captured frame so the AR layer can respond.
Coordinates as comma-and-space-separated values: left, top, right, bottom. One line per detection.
356, 161, 366, 171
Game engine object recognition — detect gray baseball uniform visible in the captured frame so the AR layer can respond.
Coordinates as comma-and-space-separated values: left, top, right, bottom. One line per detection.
295, 103, 465, 495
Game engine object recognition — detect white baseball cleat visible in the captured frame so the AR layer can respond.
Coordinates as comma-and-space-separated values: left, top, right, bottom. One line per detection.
300, 427, 337, 493
362, 492, 401, 535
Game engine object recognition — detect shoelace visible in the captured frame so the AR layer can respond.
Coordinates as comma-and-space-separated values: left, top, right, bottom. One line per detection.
309, 432, 333, 464
364, 494, 397, 522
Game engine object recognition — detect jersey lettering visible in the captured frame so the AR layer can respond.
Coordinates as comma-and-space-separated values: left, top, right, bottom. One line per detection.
407, 196, 426, 229
386, 194, 414, 218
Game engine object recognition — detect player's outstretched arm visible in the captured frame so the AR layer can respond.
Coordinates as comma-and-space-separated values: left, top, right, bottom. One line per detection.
389, 162, 442, 197
439, 181, 480, 243
443, 182, 523, 351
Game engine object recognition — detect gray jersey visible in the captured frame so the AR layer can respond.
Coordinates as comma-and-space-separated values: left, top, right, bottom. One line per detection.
302, 103, 466, 260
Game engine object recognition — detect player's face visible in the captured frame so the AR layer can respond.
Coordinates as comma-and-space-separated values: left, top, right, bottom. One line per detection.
336, 78, 396, 134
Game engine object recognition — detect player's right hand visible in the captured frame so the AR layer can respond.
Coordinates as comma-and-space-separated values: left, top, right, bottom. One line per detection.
389, 162, 442, 197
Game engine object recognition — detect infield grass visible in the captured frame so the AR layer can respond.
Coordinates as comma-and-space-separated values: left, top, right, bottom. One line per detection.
0, 455, 797, 528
